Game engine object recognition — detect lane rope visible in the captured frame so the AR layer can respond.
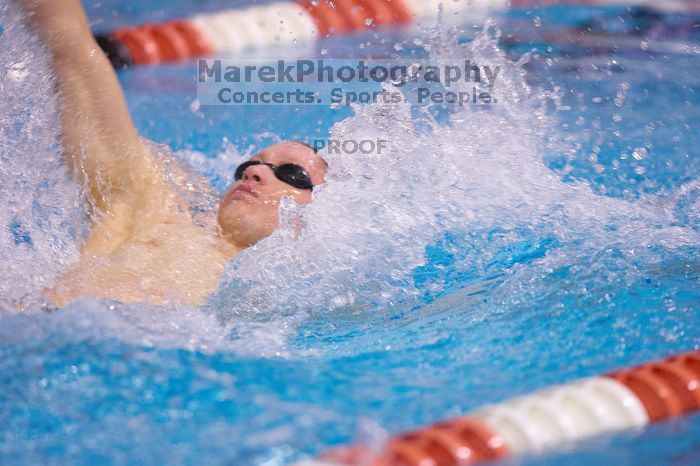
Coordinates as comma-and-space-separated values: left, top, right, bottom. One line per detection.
294, 350, 700, 466
96, 0, 694, 67
96, 0, 506, 67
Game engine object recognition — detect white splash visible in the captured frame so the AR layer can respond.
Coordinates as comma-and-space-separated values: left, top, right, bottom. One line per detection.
208, 22, 699, 329
0, 1, 85, 310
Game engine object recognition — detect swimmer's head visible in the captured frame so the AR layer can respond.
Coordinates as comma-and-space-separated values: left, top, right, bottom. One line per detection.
217, 141, 328, 248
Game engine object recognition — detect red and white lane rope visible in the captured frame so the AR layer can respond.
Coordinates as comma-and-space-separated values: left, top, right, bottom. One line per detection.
97, 0, 508, 67
96, 0, 698, 67
293, 351, 700, 466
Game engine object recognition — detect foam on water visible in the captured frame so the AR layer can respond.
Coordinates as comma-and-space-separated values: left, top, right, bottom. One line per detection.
0, 4, 698, 358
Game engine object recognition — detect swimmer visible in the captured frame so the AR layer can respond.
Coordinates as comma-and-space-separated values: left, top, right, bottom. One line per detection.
19, 0, 328, 307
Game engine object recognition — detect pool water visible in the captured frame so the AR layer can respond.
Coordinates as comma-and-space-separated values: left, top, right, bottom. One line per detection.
1, 1, 699, 465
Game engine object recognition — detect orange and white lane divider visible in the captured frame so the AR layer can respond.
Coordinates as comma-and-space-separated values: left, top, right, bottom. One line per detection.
96, 0, 697, 67
95, 0, 508, 67
293, 351, 700, 466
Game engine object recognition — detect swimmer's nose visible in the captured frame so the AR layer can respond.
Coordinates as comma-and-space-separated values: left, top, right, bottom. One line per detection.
243, 172, 261, 183
242, 163, 271, 184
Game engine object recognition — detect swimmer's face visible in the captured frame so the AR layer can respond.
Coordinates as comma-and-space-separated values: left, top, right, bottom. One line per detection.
217, 141, 327, 247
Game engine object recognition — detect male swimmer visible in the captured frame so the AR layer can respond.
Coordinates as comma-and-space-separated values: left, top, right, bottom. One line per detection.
19, 0, 328, 306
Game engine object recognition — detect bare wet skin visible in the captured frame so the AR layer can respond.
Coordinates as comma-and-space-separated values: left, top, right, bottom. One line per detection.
48, 169, 240, 307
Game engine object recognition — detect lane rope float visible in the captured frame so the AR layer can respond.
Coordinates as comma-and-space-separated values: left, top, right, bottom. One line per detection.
95, 0, 507, 67
293, 351, 700, 466
95, 0, 694, 68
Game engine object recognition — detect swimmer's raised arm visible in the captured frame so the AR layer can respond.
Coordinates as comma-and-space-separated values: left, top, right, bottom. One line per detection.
19, 0, 160, 215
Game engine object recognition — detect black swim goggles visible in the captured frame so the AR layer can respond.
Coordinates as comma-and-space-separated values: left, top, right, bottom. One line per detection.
234, 160, 314, 190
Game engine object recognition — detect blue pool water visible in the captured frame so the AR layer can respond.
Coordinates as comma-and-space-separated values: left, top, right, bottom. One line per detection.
1, 1, 699, 465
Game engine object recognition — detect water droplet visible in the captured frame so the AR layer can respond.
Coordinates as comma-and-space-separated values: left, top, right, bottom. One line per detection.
6, 62, 28, 82
632, 147, 647, 160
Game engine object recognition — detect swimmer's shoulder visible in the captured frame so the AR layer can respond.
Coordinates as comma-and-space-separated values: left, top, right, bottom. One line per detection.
78, 143, 194, 251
